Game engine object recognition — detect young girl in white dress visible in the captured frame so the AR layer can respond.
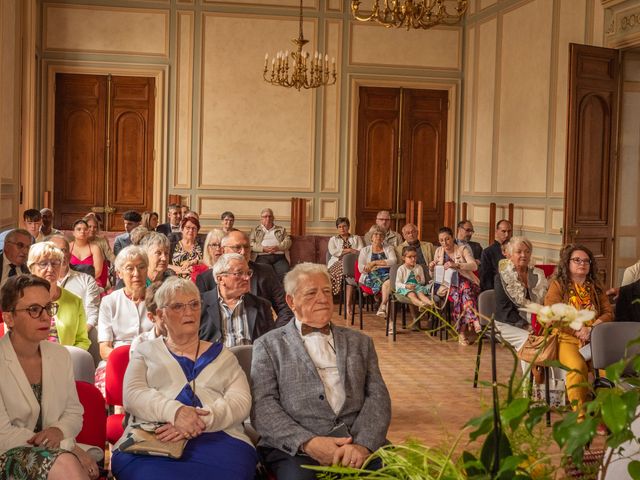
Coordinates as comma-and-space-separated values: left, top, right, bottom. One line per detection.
395, 246, 433, 309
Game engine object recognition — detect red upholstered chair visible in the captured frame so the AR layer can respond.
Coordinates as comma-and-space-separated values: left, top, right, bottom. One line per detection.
535, 264, 556, 279
105, 345, 130, 445
76, 381, 107, 449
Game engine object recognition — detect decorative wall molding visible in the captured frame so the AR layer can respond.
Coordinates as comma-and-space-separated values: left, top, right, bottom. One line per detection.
197, 195, 313, 223
174, 11, 194, 189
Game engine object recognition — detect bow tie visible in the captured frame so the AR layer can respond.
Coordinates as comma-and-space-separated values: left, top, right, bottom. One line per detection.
301, 323, 331, 336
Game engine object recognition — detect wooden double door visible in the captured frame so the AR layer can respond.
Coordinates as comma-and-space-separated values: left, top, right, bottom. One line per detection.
355, 87, 447, 242
54, 73, 155, 231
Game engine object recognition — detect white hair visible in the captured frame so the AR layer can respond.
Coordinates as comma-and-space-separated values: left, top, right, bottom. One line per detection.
27, 242, 64, 269
505, 236, 533, 256
155, 276, 199, 309
212, 253, 246, 277
283, 263, 331, 296
114, 245, 148, 272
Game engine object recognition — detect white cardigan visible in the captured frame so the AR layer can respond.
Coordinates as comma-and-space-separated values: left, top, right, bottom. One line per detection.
116, 337, 252, 448
327, 234, 365, 268
358, 245, 397, 285
395, 264, 427, 291
0, 335, 83, 454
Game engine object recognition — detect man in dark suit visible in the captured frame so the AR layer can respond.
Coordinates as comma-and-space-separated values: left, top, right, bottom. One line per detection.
196, 230, 293, 327
479, 219, 513, 291
616, 279, 640, 322
156, 203, 182, 237
251, 263, 391, 479
0, 229, 32, 288
199, 253, 273, 345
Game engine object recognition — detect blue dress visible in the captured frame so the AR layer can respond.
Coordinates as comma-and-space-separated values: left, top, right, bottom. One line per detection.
362, 251, 390, 294
111, 344, 257, 480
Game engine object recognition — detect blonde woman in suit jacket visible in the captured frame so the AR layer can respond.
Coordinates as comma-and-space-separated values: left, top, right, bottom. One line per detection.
429, 227, 481, 345
0, 275, 98, 480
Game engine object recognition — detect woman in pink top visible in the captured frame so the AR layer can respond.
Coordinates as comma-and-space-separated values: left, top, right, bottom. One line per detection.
69, 219, 106, 288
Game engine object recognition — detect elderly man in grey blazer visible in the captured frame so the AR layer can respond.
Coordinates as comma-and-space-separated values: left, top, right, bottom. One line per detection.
251, 263, 391, 479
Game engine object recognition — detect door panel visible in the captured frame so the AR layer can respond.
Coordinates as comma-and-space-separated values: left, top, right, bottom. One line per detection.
564, 43, 619, 287
106, 76, 155, 231
54, 74, 106, 229
356, 87, 400, 235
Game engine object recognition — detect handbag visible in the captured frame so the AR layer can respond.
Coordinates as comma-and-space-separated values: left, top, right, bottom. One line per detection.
119, 422, 187, 459
517, 333, 559, 366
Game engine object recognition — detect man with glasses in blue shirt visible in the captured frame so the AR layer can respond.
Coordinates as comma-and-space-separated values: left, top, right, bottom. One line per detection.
199, 253, 273, 345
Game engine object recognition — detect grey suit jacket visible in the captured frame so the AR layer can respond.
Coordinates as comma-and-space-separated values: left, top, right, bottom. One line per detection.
250, 320, 391, 456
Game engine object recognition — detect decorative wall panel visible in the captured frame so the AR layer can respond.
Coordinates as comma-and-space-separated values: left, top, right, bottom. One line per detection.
319, 198, 338, 221
496, 0, 552, 195
350, 23, 461, 70
199, 13, 315, 192
174, 11, 194, 188
44, 4, 169, 57
198, 195, 312, 223
321, 20, 341, 193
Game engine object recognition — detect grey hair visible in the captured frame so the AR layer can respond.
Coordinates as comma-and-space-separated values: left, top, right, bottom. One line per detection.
154, 276, 199, 309
261, 208, 274, 217
27, 241, 64, 268
212, 253, 246, 278
505, 236, 533, 256
6, 229, 32, 243
114, 245, 149, 272
203, 229, 225, 266
45, 234, 70, 250
221, 230, 249, 247
141, 231, 170, 251
284, 262, 331, 296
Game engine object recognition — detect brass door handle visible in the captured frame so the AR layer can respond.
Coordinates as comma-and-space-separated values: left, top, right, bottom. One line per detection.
91, 206, 105, 213
105, 206, 116, 214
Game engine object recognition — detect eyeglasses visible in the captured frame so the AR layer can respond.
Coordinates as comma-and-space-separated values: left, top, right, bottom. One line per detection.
13, 302, 59, 318
162, 300, 201, 313
34, 260, 62, 269
122, 264, 148, 274
376, 217, 391, 222
207, 243, 221, 249
225, 244, 249, 252
6, 240, 31, 250
570, 257, 591, 265
221, 269, 253, 278
462, 227, 474, 233
261, 215, 274, 219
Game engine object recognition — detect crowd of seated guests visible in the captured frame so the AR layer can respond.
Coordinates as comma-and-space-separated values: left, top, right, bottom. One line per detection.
4, 202, 640, 478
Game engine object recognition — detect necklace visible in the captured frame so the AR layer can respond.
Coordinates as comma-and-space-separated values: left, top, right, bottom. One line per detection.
166, 338, 200, 358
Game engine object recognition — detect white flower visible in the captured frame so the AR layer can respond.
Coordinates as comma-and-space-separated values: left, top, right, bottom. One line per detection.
518, 303, 595, 331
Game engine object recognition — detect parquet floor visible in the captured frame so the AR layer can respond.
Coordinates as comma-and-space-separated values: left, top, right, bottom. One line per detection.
331, 306, 517, 448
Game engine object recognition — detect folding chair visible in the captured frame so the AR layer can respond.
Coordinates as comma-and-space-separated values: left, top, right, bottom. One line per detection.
592, 322, 640, 387
342, 253, 373, 330
386, 264, 417, 341
473, 289, 495, 388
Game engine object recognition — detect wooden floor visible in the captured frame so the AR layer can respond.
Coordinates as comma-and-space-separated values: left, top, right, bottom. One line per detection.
331, 305, 517, 448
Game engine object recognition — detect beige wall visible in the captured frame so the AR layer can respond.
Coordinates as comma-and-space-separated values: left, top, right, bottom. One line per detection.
0, 0, 24, 230
460, 0, 605, 264
37, 1, 463, 234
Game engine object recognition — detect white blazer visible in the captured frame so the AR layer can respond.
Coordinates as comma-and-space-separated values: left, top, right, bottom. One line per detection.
327, 234, 365, 268
116, 337, 252, 448
0, 335, 83, 454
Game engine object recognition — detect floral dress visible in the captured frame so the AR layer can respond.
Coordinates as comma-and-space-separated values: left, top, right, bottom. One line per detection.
171, 241, 203, 279
328, 237, 351, 295
0, 384, 67, 480
362, 251, 390, 295
442, 252, 480, 332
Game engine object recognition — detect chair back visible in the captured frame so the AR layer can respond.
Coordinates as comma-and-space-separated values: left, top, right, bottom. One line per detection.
534, 264, 556, 279
477, 289, 496, 326
105, 345, 131, 406
342, 253, 358, 278
389, 264, 399, 293
591, 322, 640, 374
66, 345, 96, 384
229, 345, 253, 383
325, 250, 331, 264
75, 381, 107, 449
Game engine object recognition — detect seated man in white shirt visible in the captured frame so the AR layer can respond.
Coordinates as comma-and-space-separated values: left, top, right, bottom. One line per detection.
251, 263, 391, 479
249, 208, 292, 283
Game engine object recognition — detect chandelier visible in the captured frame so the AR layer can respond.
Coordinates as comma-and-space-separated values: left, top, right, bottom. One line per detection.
351, 0, 468, 30
263, 0, 337, 91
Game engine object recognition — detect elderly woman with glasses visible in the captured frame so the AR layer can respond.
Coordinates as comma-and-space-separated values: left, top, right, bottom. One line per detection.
27, 242, 91, 350
111, 277, 257, 480
191, 229, 225, 283
544, 244, 613, 415
95, 246, 153, 392
0, 275, 99, 480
